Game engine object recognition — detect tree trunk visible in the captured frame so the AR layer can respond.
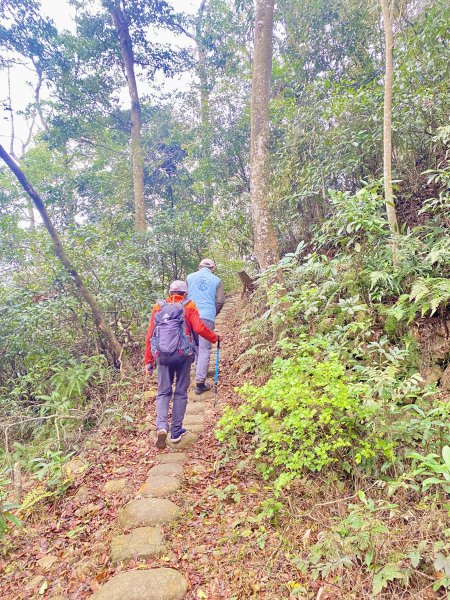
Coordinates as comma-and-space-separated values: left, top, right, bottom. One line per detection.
0, 145, 128, 371
250, 0, 280, 270
109, 1, 146, 232
196, 0, 210, 130
380, 0, 399, 264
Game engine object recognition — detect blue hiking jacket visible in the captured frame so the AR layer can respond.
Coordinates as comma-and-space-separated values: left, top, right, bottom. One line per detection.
187, 268, 221, 322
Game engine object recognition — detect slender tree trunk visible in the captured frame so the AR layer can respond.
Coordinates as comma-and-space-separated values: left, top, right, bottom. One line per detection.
380, 0, 399, 264
196, 0, 210, 129
109, 1, 146, 232
31, 61, 49, 133
7, 66, 18, 160
250, 0, 280, 270
28, 203, 36, 231
0, 145, 128, 371
176, 1, 212, 200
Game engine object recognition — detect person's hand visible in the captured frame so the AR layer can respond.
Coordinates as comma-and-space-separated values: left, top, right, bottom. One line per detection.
216, 334, 221, 345
145, 362, 154, 374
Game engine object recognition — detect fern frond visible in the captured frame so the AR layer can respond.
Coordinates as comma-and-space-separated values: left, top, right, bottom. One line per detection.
18, 486, 56, 517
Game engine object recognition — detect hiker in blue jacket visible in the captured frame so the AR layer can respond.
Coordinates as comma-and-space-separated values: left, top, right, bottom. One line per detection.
187, 258, 225, 394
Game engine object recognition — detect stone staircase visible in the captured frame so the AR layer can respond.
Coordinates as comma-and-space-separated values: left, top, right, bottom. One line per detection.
91, 297, 235, 600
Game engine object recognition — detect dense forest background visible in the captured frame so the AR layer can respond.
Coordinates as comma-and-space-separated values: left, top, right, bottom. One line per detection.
1, 0, 450, 597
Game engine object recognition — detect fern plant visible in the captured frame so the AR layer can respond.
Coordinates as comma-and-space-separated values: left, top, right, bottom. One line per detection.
409, 277, 450, 316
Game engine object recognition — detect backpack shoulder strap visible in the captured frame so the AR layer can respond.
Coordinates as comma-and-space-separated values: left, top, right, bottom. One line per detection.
180, 298, 193, 335
156, 299, 166, 308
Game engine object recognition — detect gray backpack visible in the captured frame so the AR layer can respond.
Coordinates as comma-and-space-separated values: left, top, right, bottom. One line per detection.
150, 299, 195, 365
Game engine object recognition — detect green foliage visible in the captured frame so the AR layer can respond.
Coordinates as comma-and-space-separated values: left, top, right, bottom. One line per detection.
272, 0, 450, 246
294, 492, 450, 595
208, 483, 242, 505
294, 495, 398, 584
317, 184, 389, 251
0, 469, 22, 546
406, 446, 450, 495
217, 336, 391, 493
31, 449, 75, 491
1, 1, 450, 593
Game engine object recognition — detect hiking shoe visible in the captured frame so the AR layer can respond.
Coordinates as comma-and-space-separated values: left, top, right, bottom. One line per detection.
156, 429, 168, 449
171, 428, 188, 443
195, 382, 211, 395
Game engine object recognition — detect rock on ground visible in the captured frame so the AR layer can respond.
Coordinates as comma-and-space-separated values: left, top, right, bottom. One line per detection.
167, 432, 199, 450
441, 364, 450, 391
139, 475, 181, 497
188, 423, 204, 433
185, 403, 207, 415
188, 391, 213, 402
75, 502, 101, 518
36, 554, 58, 570
421, 365, 443, 385
73, 485, 90, 504
183, 415, 204, 426
63, 458, 88, 478
117, 498, 180, 529
91, 568, 188, 600
143, 388, 157, 400
111, 526, 163, 563
103, 479, 128, 494
147, 463, 183, 478
158, 453, 187, 464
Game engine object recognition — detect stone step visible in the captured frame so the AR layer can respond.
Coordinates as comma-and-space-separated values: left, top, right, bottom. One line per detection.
183, 415, 204, 426
185, 402, 207, 415
157, 452, 187, 464
111, 526, 163, 563
91, 568, 187, 600
188, 423, 205, 434
139, 475, 180, 498
188, 391, 213, 402
118, 498, 180, 529
167, 431, 198, 450
147, 463, 183, 478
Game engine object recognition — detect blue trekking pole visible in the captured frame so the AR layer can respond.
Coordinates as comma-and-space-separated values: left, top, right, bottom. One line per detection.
213, 336, 221, 407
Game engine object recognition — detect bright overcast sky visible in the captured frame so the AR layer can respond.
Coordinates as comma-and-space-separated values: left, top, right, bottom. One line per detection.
0, 0, 202, 153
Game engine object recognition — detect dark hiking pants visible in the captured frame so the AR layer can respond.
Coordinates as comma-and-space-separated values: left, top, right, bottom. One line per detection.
156, 356, 193, 433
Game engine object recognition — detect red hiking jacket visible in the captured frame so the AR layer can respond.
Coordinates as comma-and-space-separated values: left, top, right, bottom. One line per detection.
144, 294, 218, 365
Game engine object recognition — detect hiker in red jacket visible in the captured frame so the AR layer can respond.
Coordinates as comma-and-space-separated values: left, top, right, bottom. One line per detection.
145, 280, 219, 449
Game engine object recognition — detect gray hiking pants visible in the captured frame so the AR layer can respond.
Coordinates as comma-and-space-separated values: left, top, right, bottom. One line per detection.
156, 356, 193, 433
195, 318, 215, 383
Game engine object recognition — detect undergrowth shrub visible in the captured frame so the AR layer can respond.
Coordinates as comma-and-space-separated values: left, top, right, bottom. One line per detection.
293, 492, 450, 596
217, 336, 393, 493
0, 354, 111, 473
216, 176, 450, 595
0, 469, 21, 549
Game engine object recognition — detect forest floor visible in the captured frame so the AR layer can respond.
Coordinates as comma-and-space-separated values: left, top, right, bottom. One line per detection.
0, 296, 294, 600
1, 296, 444, 600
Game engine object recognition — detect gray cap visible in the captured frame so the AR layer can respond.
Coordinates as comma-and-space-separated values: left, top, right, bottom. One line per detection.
199, 258, 215, 269
169, 280, 188, 294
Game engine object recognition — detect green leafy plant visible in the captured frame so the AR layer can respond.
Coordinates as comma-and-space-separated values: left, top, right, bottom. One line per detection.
217, 337, 391, 493
208, 483, 241, 506
293, 494, 414, 595
408, 277, 450, 317
0, 469, 22, 546
407, 446, 450, 495
31, 449, 75, 492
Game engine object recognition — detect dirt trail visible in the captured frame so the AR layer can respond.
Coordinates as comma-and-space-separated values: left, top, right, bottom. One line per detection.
1, 295, 248, 600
